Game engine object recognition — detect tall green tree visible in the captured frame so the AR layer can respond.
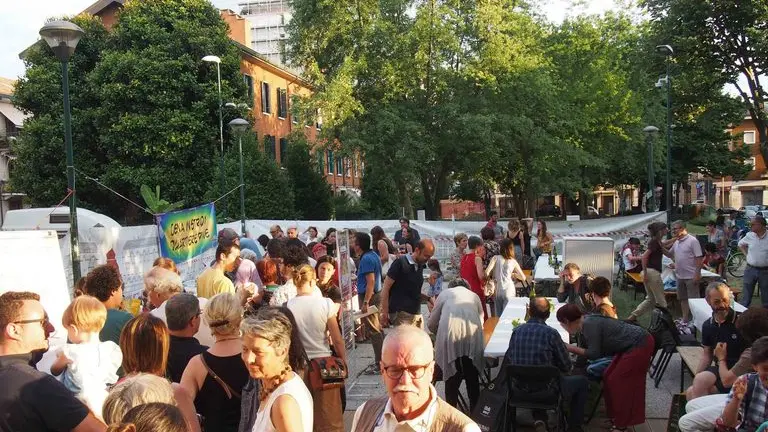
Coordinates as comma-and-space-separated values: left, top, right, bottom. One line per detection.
13, 0, 247, 224
282, 132, 333, 220
643, 0, 768, 165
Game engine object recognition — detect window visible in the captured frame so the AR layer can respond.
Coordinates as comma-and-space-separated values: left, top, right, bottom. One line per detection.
744, 130, 756, 145
336, 156, 343, 176
327, 150, 334, 174
317, 151, 324, 174
279, 137, 287, 164
243, 75, 254, 103
316, 109, 322, 131
746, 157, 756, 169
291, 95, 298, 124
277, 88, 288, 119
346, 158, 352, 177
265, 135, 276, 160
261, 82, 271, 114
354, 157, 359, 178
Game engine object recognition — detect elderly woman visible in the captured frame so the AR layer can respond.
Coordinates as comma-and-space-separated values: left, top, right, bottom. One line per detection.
146, 266, 213, 346
427, 278, 485, 411
102, 373, 177, 424
287, 264, 347, 432
241, 307, 313, 432
181, 293, 249, 432
557, 304, 654, 432
118, 315, 200, 432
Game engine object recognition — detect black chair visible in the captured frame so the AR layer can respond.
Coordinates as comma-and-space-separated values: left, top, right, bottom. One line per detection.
648, 306, 698, 388
506, 365, 565, 432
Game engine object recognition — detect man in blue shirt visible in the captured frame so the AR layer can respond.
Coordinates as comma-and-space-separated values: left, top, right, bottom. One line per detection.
353, 231, 384, 369
506, 297, 588, 432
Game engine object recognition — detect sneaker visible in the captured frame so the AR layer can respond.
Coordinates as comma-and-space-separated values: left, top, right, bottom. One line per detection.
533, 420, 548, 432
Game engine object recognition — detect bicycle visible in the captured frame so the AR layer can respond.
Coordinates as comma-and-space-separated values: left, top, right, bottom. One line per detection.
726, 240, 746, 278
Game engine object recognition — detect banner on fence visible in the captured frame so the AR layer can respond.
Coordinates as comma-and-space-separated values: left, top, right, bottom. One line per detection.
156, 203, 217, 264
336, 229, 356, 352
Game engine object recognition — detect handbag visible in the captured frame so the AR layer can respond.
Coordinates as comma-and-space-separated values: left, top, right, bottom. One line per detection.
471, 361, 508, 432
306, 355, 348, 391
483, 256, 498, 297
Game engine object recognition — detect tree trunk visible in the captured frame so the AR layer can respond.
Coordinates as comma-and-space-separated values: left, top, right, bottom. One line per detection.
483, 189, 492, 218
396, 178, 413, 219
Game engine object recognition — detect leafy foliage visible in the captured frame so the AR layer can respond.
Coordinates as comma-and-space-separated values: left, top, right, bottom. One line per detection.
140, 185, 183, 214
282, 132, 334, 220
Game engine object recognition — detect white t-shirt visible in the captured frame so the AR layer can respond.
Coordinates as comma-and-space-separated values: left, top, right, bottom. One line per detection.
622, 248, 639, 271
739, 231, 768, 267
286, 295, 335, 359
251, 374, 313, 432
57, 341, 122, 418
150, 297, 214, 347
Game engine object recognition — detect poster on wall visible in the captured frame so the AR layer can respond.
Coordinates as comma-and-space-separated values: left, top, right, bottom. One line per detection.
336, 229, 356, 352
156, 203, 217, 264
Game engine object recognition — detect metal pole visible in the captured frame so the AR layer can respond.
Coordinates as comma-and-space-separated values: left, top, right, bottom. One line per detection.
647, 133, 655, 212
665, 59, 673, 226
216, 63, 225, 215
62, 60, 81, 281
238, 135, 246, 235
0, 181, 4, 227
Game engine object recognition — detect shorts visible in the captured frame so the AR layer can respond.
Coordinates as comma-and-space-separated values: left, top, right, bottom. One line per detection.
705, 365, 731, 393
676, 278, 700, 301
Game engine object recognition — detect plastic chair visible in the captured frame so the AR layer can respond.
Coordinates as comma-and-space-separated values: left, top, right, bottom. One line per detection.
506, 364, 565, 432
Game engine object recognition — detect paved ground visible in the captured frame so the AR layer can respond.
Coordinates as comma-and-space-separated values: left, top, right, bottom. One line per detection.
340, 309, 686, 432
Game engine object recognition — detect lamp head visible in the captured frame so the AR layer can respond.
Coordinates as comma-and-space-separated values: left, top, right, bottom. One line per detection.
643, 125, 660, 135
39, 20, 85, 62
202, 55, 221, 63
655, 44, 674, 56
228, 118, 250, 134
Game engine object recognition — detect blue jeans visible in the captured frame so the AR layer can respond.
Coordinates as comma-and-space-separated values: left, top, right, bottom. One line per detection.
741, 265, 768, 307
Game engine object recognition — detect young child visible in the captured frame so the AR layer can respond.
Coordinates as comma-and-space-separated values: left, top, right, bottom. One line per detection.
426, 259, 443, 310
51, 295, 123, 418
717, 336, 768, 431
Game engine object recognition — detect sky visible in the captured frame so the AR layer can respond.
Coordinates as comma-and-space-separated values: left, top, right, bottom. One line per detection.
0, 0, 620, 80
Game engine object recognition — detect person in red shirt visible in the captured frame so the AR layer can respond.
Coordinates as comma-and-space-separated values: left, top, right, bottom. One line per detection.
460, 236, 488, 320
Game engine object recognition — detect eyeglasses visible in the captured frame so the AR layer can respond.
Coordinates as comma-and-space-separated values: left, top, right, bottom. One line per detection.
382, 362, 433, 380
14, 317, 49, 327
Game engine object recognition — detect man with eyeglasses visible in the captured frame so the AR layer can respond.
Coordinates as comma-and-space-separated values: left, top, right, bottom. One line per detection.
0, 291, 106, 431
269, 224, 284, 239
350, 325, 480, 431
164, 293, 207, 383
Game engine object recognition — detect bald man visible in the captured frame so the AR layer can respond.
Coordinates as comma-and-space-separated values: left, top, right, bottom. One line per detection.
350, 326, 480, 431
381, 239, 436, 328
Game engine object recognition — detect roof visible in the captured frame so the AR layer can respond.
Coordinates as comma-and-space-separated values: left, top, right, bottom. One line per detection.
0, 102, 30, 128
0, 77, 15, 97
231, 40, 312, 89
81, 0, 125, 16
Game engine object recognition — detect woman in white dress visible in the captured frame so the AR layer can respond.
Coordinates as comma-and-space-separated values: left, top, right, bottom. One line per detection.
241, 307, 313, 432
485, 237, 527, 316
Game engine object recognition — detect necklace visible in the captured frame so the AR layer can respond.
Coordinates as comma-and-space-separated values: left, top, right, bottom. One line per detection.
258, 366, 292, 402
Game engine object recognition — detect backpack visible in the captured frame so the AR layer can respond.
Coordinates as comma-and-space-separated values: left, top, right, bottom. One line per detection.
648, 306, 676, 351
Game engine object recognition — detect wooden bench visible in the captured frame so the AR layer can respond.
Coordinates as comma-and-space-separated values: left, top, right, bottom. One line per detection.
677, 346, 704, 393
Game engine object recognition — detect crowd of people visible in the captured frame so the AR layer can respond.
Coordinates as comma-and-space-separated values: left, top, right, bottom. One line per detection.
3, 213, 768, 432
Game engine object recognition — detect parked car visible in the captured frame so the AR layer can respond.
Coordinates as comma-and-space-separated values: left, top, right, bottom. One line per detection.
741, 205, 761, 218
536, 204, 561, 217
587, 206, 599, 217
756, 210, 768, 219
717, 207, 739, 216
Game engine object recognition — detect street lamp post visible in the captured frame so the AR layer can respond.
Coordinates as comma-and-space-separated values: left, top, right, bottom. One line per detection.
202, 55, 225, 212
644, 125, 659, 212
40, 20, 84, 282
656, 44, 674, 226
228, 118, 249, 235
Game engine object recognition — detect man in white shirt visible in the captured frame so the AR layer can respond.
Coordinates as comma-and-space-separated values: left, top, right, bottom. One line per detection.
350, 326, 480, 432
738, 216, 768, 307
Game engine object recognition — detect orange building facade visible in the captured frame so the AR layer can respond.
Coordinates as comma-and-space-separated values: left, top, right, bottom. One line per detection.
222, 10, 362, 193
